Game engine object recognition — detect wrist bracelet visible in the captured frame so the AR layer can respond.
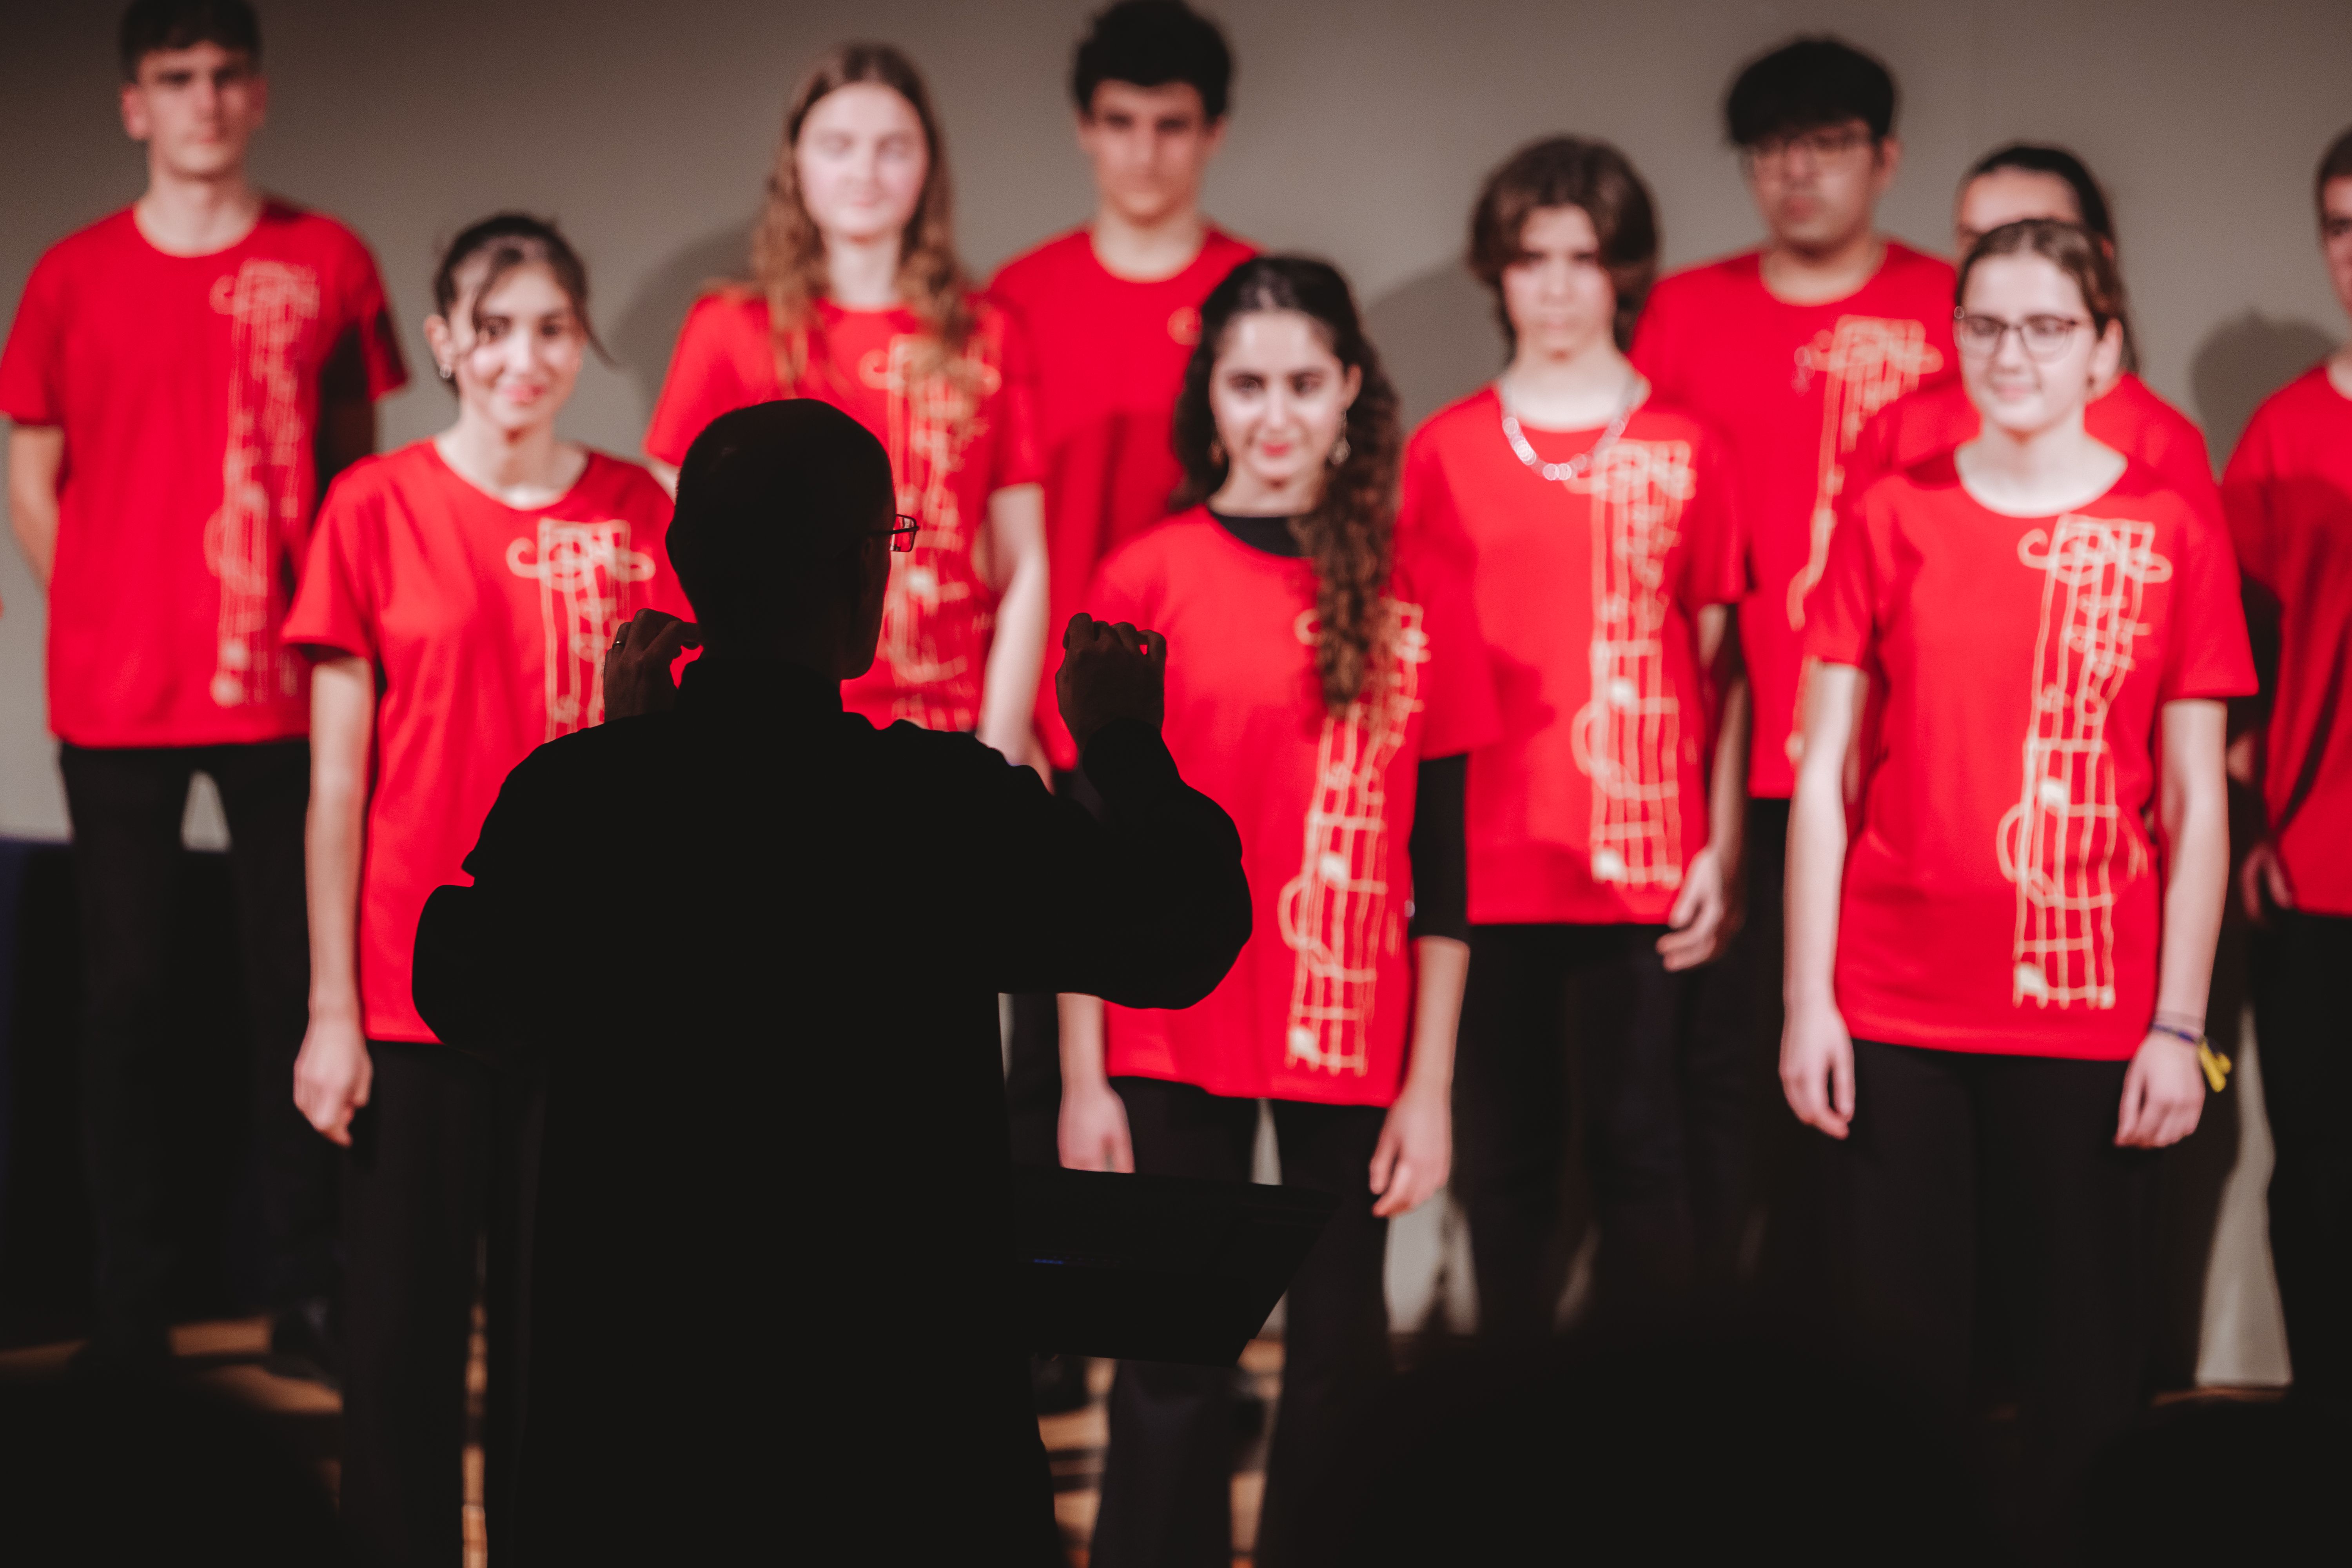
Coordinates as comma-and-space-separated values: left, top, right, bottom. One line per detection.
2148, 1021, 2203, 1047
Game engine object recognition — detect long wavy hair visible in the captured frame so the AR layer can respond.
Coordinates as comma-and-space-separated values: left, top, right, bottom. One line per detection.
748, 43, 973, 390
1173, 256, 1404, 713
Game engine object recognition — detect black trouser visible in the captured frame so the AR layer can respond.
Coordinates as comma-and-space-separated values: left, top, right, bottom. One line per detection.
57, 740, 331, 1338
1845, 1040, 2154, 1543
1090, 1077, 1388, 1568
340, 1041, 514, 1568
2252, 908, 2352, 1405
1454, 922, 1722, 1339
1005, 768, 1102, 1167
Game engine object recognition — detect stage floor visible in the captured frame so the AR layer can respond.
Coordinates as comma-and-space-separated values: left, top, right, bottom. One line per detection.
0, 1319, 1282, 1566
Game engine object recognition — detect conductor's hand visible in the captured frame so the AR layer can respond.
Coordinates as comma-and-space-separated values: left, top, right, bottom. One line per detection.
1056, 613, 1166, 755
603, 610, 703, 721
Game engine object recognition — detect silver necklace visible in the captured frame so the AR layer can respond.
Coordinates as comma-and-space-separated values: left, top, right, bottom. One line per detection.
1498, 372, 1648, 484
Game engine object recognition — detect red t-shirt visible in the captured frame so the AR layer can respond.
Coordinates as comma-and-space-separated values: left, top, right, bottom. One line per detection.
0, 203, 407, 746
2223, 365, 2352, 915
989, 227, 1257, 769
1400, 388, 1747, 924
1849, 373, 2220, 523
644, 292, 1041, 733
1805, 459, 2254, 1058
283, 443, 690, 1042
1087, 510, 1499, 1104
1631, 242, 1957, 797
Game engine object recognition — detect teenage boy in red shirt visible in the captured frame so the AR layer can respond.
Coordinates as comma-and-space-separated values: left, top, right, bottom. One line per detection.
0, 0, 405, 1374
1628, 37, 1954, 1283
2224, 125, 2352, 1406
989, 1, 1252, 1227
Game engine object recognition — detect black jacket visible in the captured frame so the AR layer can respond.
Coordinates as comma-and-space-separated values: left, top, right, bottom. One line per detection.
412, 654, 1250, 1564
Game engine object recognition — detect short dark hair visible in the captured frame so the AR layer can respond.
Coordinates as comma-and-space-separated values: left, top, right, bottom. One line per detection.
1969, 144, 2113, 247
119, 0, 260, 80
1468, 137, 1659, 352
1724, 36, 1895, 147
1072, 0, 1233, 122
2318, 125, 2352, 217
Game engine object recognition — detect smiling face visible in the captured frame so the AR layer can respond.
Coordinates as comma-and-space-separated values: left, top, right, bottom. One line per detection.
1958, 252, 2122, 440
1207, 310, 1361, 509
1500, 204, 1617, 362
1955, 167, 2083, 255
794, 82, 930, 248
1077, 80, 1224, 229
120, 41, 265, 181
427, 262, 586, 439
1744, 118, 1896, 255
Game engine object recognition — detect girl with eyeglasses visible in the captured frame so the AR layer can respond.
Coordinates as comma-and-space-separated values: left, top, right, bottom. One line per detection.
645, 43, 1048, 763
1848, 144, 2219, 521
285, 214, 690, 1563
1058, 255, 1495, 1568
1782, 218, 2252, 1545
1401, 137, 1751, 1332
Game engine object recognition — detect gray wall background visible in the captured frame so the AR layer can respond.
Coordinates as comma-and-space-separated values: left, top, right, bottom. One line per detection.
0, 0, 2335, 1378
2, 0, 2347, 834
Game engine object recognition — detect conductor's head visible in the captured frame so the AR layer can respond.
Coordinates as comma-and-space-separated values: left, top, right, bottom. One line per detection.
667, 399, 897, 677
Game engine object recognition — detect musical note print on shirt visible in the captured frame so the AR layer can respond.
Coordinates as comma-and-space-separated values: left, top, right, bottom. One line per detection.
205, 259, 320, 709
1789, 316, 1944, 632
1279, 601, 1428, 1076
1997, 514, 2172, 1010
507, 518, 657, 739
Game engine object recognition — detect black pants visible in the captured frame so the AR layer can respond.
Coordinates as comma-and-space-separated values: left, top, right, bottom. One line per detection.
1090, 1078, 1388, 1568
1005, 768, 1102, 1167
339, 1041, 515, 1568
2252, 908, 2352, 1404
1845, 1040, 2153, 1540
1454, 922, 1727, 1339
57, 740, 331, 1336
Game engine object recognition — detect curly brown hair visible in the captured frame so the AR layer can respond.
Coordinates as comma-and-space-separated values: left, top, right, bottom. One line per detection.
746, 43, 974, 391
1172, 256, 1403, 713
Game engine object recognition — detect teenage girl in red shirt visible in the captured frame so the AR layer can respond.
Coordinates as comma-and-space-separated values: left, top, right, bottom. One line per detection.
645, 43, 1048, 762
287, 216, 689, 1563
1401, 137, 1751, 1329
1060, 256, 1496, 1568
1784, 220, 2252, 1543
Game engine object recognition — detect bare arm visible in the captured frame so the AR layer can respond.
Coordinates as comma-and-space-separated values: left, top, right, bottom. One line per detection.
978, 483, 1049, 769
645, 460, 678, 499
2118, 699, 2229, 1149
1781, 660, 1867, 1138
8, 425, 63, 588
1661, 604, 1749, 970
291, 656, 375, 1146
1371, 935, 1468, 1216
1056, 991, 1132, 1172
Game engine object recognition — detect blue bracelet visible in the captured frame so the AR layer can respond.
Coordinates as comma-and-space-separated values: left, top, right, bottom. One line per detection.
2148, 1021, 2203, 1047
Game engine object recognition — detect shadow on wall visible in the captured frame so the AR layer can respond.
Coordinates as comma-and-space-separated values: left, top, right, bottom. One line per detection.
1365, 262, 1508, 430
611, 221, 756, 418
2192, 312, 2339, 466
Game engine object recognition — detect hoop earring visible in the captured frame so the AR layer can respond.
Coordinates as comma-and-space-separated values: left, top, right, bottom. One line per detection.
1328, 432, 1351, 467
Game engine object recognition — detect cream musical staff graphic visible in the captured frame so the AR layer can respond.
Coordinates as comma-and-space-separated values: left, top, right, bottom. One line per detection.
1278, 602, 1428, 1077
205, 259, 320, 709
1788, 315, 1943, 632
1997, 514, 2172, 1010
1569, 441, 1697, 891
507, 519, 657, 739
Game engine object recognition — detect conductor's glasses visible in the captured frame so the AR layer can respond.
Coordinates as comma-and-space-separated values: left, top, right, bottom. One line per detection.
1955, 311, 2090, 361
878, 515, 920, 553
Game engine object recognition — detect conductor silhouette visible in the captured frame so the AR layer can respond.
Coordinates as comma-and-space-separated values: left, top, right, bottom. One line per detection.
410, 398, 1251, 1564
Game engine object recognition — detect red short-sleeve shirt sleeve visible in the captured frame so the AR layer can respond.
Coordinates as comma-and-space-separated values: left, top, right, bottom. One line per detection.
987, 306, 1044, 492
1805, 483, 1882, 670
283, 468, 382, 662
0, 249, 67, 425
2220, 417, 2278, 592
332, 234, 408, 401
1677, 430, 1749, 608
2160, 510, 2256, 702
645, 296, 764, 468
1406, 552, 1499, 759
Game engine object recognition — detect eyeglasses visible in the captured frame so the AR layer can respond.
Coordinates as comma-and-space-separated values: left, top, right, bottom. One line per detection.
877, 514, 920, 554
1954, 310, 2090, 361
1745, 124, 1874, 167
